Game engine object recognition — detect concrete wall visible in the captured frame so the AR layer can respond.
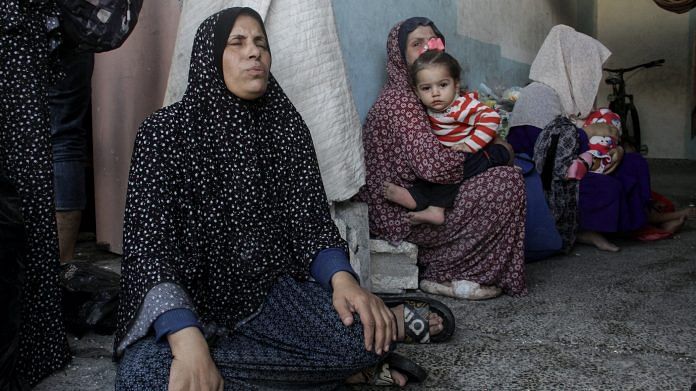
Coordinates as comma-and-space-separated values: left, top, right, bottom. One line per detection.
332, 0, 594, 121
596, 0, 693, 159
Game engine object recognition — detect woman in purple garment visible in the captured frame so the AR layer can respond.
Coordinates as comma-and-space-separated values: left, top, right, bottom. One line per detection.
509, 25, 688, 252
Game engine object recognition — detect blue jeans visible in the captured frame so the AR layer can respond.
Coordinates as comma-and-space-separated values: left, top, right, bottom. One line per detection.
48, 50, 94, 211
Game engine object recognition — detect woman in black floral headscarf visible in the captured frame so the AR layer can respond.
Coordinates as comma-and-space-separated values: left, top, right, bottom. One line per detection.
114, 7, 447, 389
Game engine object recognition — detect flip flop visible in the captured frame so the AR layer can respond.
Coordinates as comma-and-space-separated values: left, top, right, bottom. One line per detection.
358, 353, 427, 386
632, 225, 673, 241
378, 295, 455, 343
359, 361, 396, 386
386, 353, 427, 383
420, 279, 502, 301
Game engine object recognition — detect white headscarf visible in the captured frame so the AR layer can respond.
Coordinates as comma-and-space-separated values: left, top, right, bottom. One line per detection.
529, 25, 611, 120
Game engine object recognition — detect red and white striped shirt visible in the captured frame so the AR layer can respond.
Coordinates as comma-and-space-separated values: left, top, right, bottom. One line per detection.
427, 92, 500, 152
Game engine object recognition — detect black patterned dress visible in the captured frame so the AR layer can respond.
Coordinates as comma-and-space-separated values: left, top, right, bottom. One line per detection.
115, 8, 381, 389
0, 0, 70, 386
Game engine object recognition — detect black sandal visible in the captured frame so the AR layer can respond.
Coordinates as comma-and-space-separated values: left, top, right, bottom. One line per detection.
386, 353, 427, 383
379, 295, 455, 343
359, 353, 427, 386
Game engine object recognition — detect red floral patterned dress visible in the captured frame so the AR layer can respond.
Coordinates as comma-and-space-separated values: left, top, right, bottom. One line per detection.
358, 21, 527, 296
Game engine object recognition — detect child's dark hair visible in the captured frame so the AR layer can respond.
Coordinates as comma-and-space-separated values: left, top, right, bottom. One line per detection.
408, 51, 461, 86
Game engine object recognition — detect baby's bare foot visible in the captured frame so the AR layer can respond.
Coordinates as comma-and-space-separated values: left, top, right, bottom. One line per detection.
659, 215, 686, 233
384, 182, 417, 209
408, 207, 445, 225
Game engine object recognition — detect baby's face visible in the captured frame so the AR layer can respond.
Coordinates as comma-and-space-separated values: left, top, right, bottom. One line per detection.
583, 123, 621, 140
414, 65, 459, 113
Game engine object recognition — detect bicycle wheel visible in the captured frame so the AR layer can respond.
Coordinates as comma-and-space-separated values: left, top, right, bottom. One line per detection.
624, 104, 642, 153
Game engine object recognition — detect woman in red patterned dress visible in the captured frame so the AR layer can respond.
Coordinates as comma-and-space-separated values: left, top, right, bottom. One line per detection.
359, 17, 527, 300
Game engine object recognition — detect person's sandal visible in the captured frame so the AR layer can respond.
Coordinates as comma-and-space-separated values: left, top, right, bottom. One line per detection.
360, 361, 396, 386
359, 353, 428, 386
379, 295, 455, 343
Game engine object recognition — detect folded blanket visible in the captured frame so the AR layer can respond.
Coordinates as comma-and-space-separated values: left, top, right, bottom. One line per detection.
164, 0, 365, 202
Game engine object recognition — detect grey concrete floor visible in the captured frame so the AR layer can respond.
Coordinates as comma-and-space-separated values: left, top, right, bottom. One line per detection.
35, 159, 696, 390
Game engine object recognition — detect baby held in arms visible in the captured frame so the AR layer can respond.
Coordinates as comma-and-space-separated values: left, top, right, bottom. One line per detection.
384, 40, 512, 226
567, 109, 622, 180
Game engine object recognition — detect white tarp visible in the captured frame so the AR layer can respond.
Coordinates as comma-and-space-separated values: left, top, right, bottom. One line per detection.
164, 0, 365, 202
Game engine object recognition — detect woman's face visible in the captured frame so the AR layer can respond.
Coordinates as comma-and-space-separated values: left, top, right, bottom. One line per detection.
222, 15, 271, 100
404, 25, 438, 66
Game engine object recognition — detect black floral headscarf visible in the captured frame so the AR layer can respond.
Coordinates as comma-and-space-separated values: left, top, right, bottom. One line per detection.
115, 7, 345, 350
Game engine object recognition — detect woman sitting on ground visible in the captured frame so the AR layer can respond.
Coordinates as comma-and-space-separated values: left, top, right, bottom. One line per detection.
359, 17, 527, 300
508, 25, 691, 253
114, 8, 451, 389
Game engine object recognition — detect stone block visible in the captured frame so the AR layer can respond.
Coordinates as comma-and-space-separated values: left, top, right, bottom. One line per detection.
369, 239, 419, 294
332, 201, 371, 290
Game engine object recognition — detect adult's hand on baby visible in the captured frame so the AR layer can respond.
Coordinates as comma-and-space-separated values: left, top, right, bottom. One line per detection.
603, 145, 624, 175
492, 137, 515, 165
451, 144, 473, 153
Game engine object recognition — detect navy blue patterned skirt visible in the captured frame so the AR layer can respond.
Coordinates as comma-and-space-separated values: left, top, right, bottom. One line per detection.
116, 276, 382, 390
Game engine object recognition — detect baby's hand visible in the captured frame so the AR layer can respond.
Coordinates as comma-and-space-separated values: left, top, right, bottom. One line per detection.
451, 144, 473, 153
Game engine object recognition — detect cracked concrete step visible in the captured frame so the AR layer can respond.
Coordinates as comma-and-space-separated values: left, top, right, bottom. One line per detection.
369, 239, 419, 294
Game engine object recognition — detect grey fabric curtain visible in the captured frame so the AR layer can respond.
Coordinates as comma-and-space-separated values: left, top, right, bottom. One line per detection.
653, 0, 696, 14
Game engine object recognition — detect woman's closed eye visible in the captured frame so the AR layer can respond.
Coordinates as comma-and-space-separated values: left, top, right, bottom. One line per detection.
253, 38, 268, 50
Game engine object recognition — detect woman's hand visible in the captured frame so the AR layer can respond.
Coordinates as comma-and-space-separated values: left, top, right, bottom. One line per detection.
603, 145, 624, 175
492, 136, 515, 165
451, 143, 474, 153
331, 271, 396, 355
167, 327, 223, 391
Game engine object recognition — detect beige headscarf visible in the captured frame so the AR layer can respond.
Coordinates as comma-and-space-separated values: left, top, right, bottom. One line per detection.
529, 25, 611, 120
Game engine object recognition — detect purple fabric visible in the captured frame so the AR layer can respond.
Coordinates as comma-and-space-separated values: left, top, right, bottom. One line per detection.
506, 125, 542, 158
579, 153, 650, 232
508, 125, 650, 233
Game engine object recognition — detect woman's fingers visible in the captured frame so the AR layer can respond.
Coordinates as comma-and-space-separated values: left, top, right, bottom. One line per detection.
370, 302, 386, 354
354, 298, 375, 352
329, 273, 397, 355
376, 298, 396, 345
333, 297, 355, 327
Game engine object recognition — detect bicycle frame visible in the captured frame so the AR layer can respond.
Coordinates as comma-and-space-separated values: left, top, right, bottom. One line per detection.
603, 59, 664, 152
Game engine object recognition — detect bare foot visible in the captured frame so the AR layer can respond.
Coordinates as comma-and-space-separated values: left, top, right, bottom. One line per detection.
345, 367, 407, 386
384, 182, 417, 209
390, 370, 407, 387
658, 215, 686, 234
408, 206, 445, 225
689, 206, 696, 220
576, 230, 620, 252
648, 206, 696, 224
